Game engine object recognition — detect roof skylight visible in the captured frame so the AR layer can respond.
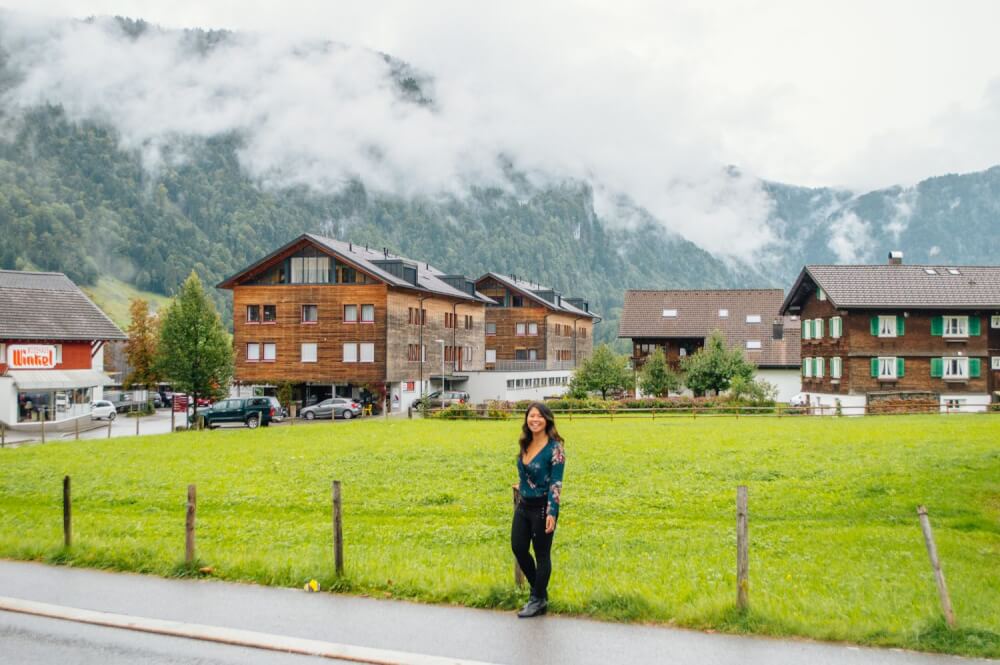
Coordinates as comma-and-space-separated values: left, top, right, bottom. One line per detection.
662, 309, 678, 318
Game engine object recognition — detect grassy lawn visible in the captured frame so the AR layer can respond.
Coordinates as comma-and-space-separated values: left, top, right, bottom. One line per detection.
1, 415, 998, 657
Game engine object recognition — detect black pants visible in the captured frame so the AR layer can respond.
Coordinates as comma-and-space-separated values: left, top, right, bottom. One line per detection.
510, 500, 555, 600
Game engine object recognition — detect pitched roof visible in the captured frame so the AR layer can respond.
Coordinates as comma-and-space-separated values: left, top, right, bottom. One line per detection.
478, 272, 602, 321
0, 270, 126, 341
781, 264, 1000, 313
219, 234, 494, 304
618, 289, 800, 368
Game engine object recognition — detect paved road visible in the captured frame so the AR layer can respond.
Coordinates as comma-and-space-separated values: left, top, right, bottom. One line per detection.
0, 560, 988, 665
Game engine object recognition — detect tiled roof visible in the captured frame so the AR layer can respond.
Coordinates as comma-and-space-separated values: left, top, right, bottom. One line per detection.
479, 272, 602, 321
219, 234, 494, 304
618, 289, 800, 368
0, 270, 126, 341
782, 264, 1000, 312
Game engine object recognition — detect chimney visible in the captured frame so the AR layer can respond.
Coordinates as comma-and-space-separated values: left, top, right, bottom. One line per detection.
772, 318, 784, 340
888, 250, 903, 265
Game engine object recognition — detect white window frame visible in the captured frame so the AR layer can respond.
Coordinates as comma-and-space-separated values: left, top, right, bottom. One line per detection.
943, 356, 968, 379
746, 314, 761, 324
359, 343, 375, 363
831, 316, 842, 339
878, 315, 897, 338
301, 304, 318, 323
992, 356, 1000, 370
803, 357, 813, 378
991, 315, 1000, 329
301, 343, 317, 363
343, 343, 358, 363
803, 320, 812, 340
814, 318, 824, 339
528, 322, 539, 336
486, 349, 497, 363
745, 340, 761, 350
463, 346, 473, 362
361, 304, 375, 323
485, 322, 497, 336
528, 349, 538, 361
817, 288, 827, 301
662, 309, 678, 318
831, 356, 842, 379
246, 343, 260, 362
515, 322, 526, 336
344, 304, 358, 323
263, 343, 276, 362
718, 309, 729, 318
878, 356, 897, 380
943, 315, 968, 338
815, 357, 824, 378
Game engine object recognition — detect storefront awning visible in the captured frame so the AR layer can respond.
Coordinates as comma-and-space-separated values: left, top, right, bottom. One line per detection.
6, 369, 115, 390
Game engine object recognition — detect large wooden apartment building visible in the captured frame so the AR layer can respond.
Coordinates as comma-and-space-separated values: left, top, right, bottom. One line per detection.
780, 253, 1000, 412
219, 234, 493, 412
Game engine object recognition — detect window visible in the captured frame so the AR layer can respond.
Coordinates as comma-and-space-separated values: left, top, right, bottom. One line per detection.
815, 357, 824, 378
947, 268, 961, 275
360, 343, 375, 363
992, 357, 1000, 370
464, 346, 473, 362
263, 343, 276, 362
718, 309, 729, 318
943, 356, 968, 379
507, 380, 515, 390
343, 343, 358, 363
407, 344, 419, 362
813, 318, 824, 339
746, 340, 761, 350
301, 305, 318, 323
830, 316, 842, 339
944, 315, 968, 337
516, 323, 526, 336
246, 305, 260, 323
802, 320, 812, 340
876, 357, 898, 380
924, 268, 938, 275
662, 309, 678, 318
444, 312, 454, 328
746, 314, 761, 324
344, 305, 358, 323
528, 349, 538, 361
580, 328, 587, 339
512, 296, 524, 307
817, 287, 827, 301
486, 322, 496, 336
361, 304, 375, 323
486, 349, 496, 363
878, 315, 897, 337
465, 315, 473, 329
290, 255, 330, 283
404, 382, 415, 392
263, 305, 276, 323
528, 322, 538, 336
301, 343, 317, 363
992, 316, 1000, 328
831, 356, 842, 379
246, 343, 260, 362
803, 357, 812, 378
55, 344, 63, 364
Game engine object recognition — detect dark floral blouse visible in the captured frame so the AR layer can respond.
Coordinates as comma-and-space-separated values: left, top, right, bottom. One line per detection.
517, 438, 566, 519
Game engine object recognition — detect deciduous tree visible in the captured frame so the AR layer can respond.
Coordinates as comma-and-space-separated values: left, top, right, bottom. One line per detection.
570, 344, 633, 400
123, 298, 160, 394
681, 330, 755, 396
639, 347, 682, 397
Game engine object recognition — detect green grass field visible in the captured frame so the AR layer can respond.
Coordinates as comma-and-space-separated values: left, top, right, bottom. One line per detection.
80, 276, 171, 328
1, 415, 998, 657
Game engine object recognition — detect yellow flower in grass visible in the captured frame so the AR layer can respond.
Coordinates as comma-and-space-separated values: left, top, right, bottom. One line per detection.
304, 579, 320, 592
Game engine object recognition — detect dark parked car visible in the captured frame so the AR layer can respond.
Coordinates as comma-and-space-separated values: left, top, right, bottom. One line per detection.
193, 397, 276, 429
411, 391, 470, 409
300, 398, 362, 420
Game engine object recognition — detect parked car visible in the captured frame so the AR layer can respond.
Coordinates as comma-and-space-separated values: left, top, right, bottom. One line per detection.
91, 400, 117, 421
411, 391, 470, 409
300, 398, 362, 420
259, 396, 285, 422
193, 397, 276, 429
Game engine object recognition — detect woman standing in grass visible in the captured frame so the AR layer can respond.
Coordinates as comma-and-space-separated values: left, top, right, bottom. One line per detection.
511, 402, 565, 618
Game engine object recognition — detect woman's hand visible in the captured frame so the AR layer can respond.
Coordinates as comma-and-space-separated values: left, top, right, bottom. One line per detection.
545, 515, 556, 533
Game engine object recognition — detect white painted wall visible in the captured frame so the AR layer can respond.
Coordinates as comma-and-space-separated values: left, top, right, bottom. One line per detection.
757, 369, 802, 403
0, 376, 14, 425
463, 370, 572, 403
802, 392, 866, 415
939, 393, 991, 413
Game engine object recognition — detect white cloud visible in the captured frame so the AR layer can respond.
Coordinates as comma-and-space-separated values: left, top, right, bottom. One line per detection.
827, 212, 873, 263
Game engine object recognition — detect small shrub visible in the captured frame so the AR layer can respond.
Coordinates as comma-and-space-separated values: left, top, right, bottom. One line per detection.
433, 402, 475, 420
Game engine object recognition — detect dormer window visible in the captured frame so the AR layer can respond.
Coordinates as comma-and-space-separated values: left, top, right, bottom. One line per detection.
662, 309, 678, 318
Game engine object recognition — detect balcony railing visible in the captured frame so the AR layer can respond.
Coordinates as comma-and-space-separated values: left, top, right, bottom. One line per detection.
489, 360, 577, 371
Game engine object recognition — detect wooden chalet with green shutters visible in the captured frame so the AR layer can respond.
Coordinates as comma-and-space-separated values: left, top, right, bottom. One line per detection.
781, 252, 1000, 413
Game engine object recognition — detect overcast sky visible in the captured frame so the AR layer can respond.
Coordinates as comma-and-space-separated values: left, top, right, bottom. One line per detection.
2, 2, 999, 259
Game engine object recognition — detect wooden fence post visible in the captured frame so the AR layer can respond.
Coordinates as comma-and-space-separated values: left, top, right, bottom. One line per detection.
917, 506, 956, 628
333, 480, 344, 576
63, 475, 72, 548
512, 484, 525, 587
736, 485, 749, 610
185, 484, 196, 565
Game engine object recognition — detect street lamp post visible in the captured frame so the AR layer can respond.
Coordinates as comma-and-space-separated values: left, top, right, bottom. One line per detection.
434, 339, 445, 392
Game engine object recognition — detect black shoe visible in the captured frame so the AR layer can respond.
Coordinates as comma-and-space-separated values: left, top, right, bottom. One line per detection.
517, 597, 548, 618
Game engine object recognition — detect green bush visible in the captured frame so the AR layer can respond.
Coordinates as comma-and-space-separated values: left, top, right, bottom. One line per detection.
432, 402, 476, 420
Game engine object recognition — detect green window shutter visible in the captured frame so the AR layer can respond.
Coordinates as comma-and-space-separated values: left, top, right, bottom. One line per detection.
970, 358, 981, 378
801, 324, 807, 340
930, 358, 943, 378
969, 316, 981, 336
930, 316, 943, 336
802, 360, 807, 377
897, 357, 905, 378
816, 319, 824, 339
896, 315, 905, 336
870, 316, 879, 336
870, 357, 878, 377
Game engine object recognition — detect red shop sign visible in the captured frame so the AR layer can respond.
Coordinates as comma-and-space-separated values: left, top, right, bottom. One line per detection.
7, 344, 57, 369
172, 395, 189, 412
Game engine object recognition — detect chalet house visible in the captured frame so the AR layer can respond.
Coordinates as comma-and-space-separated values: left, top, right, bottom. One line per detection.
467, 273, 601, 401
218, 234, 494, 412
0, 270, 125, 430
618, 289, 802, 401
779, 253, 1000, 413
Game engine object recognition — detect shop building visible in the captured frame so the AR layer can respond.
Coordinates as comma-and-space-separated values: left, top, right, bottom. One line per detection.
0, 270, 125, 430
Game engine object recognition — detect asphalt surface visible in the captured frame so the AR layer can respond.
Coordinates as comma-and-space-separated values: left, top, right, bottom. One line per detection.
0, 560, 989, 665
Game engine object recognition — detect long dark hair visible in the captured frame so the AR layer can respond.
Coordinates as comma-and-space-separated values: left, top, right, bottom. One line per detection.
519, 401, 564, 456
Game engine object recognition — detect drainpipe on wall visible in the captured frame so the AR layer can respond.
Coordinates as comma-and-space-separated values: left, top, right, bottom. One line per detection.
543, 314, 550, 370
418, 295, 426, 397
452, 302, 458, 372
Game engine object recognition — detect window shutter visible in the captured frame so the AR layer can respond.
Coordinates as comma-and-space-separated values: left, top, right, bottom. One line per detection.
896, 357, 905, 378
802, 360, 807, 377
930, 357, 943, 378
930, 316, 943, 336
801, 324, 807, 340
870, 357, 878, 377
896, 315, 905, 336
969, 316, 981, 336
870, 316, 879, 336
969, 358, 981, 378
